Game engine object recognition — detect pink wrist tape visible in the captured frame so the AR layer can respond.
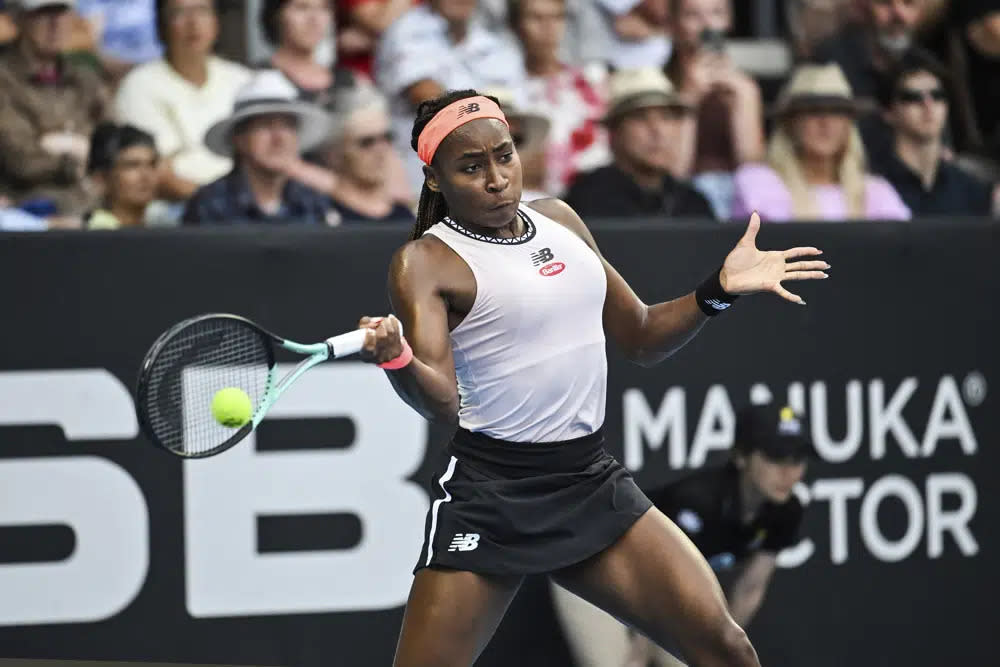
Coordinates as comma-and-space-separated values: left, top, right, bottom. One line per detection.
379, 337, 413, 370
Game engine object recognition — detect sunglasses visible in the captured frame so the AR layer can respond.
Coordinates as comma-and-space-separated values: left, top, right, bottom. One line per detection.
355, 131, 394, 149
115, 157, 159, 170
895, 87, 946, 105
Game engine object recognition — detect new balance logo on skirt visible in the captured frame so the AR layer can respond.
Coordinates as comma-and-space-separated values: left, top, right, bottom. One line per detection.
448, 533, 480, 552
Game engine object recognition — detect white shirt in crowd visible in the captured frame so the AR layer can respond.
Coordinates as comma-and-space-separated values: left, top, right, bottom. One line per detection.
113, 56, 253, 186
593, 0, 672, 69
375, 5, 526, 194
475, 0, 596, 66
0, 207, 48, 231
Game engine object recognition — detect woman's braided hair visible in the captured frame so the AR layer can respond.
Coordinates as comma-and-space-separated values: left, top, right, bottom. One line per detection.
409, 89, 502, 240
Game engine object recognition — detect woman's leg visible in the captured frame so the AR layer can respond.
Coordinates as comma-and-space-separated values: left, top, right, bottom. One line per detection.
549, 580, 632, 666
550, 508, 759, 667
393, 567, 523, 667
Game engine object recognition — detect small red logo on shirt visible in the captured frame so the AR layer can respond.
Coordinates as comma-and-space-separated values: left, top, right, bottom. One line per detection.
539, 262, 565, 277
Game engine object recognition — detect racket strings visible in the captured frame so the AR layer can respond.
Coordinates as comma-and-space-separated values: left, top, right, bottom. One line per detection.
142, 319, 271, 456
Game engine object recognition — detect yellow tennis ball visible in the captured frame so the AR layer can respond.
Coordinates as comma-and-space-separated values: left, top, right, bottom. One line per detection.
211, 387, 252, 428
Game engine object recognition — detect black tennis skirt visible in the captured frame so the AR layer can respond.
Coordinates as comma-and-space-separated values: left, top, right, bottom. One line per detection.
414, 427, 653, 576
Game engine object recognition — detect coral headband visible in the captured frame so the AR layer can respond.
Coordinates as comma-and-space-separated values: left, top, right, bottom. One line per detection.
416, 96, 509, 165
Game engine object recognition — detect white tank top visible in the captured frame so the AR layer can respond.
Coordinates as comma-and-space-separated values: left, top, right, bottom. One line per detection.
423, 205, 608, 443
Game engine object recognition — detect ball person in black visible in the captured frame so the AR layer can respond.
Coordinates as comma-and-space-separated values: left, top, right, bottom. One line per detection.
553, 404, 811, 666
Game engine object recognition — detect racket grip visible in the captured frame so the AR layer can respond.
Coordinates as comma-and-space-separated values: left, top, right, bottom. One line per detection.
326, 317, 404, 359
325, 329, 368, 359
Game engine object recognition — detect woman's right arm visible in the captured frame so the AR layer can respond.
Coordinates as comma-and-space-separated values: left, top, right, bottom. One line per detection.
363, 239, 460, 423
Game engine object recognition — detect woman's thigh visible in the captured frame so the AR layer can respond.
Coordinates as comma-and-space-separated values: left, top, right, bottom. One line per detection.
393, 567, 523, 667
550, 508, 757, 667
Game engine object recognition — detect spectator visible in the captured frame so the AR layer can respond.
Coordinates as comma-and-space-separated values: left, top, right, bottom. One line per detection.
553, 405, 813, 667
512, 0, 611, 196
324, 87, 414, 224
259, 0, 357, 111
811, 1, 938, 167
113, 0, 252, 205
593, 0, 672, 69
786, 0, 852, 60
71, 0, 162, 82
374, 0, 525, 193
0, 1, 18, 46
565, 67, 715, 220
485, 86, 551, 200
666, 0, 764, 218
84, 122, 166, 229
731, 64, 911, 222
940, 0, 1000, 163
872, 50, 993, 216
257, 0, 415, 212
0, 0, 108, 216
812, 0, 929, 101
475, 0, 642, 68
182, 70, 334, 225
335, 0, 412, 81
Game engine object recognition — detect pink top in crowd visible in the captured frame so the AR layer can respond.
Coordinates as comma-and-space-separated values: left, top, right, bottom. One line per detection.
731, 164, 912, 222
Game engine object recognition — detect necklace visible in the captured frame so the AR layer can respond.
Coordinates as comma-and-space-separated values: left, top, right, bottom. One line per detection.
442, 210, 536, 245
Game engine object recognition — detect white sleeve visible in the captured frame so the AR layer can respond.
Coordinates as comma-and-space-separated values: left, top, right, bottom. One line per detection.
376, 33, 444, 96
594, 0, 643, 16
113, 68, 183, 157
74, 0, 99, 18
0, 209, 49, 231
497, 43, 526, 90
217, 59, 254, 89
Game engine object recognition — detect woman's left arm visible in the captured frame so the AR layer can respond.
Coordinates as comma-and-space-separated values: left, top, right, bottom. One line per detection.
527, 200, 829, 367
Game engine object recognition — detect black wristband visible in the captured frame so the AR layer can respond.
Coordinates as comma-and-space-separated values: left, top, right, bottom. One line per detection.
695, 267, 738, 317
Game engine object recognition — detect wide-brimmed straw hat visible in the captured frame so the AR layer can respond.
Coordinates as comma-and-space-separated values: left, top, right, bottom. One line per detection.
204, 70, 332, 158
603, 67, 693, 124
769, 63, 871, 117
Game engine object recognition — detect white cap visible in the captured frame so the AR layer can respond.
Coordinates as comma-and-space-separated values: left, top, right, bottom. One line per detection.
203, 69, 332, 157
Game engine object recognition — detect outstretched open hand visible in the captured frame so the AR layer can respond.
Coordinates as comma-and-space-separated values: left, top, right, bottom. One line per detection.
720, 212, 829, 305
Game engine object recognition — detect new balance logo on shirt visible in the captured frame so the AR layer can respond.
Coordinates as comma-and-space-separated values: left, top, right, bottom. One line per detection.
448, 533, 480, 552
530, 247, 554, 266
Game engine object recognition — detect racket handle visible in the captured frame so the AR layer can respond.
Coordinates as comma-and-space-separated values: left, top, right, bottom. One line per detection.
325, 317, 405, 359
325, 329, 368, 359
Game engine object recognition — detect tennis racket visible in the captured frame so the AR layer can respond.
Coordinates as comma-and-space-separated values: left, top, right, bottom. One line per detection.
135, 313, 389, 459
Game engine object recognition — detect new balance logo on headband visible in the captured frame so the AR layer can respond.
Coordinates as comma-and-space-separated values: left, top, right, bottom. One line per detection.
456, 102, 481, 118
448, 533, 480, 552
531, 247, 554, 266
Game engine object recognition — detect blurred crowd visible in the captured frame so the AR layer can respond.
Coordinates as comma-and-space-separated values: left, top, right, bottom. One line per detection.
0, 0, 998, 230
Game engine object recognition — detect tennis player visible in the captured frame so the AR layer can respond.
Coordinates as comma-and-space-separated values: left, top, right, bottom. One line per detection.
552, 404, 812, 666
357, 90, 829, 667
